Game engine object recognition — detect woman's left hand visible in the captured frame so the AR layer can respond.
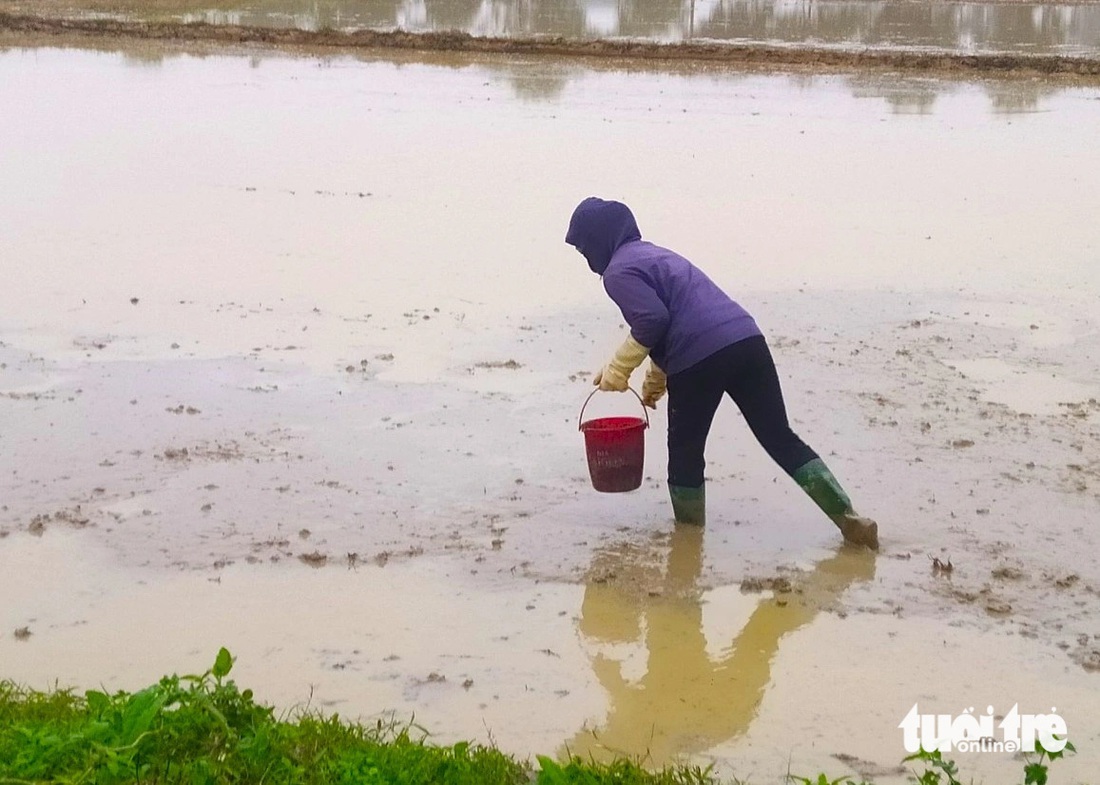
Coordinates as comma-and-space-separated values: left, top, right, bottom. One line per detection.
641, 362, 667, 408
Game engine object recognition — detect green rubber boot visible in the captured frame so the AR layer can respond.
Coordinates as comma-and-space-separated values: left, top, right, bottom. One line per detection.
669, 483, 706, 526
792, 458, 852, 517
792, 459, 879, 550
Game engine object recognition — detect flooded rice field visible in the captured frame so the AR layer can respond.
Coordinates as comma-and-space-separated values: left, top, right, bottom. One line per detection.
1, 31, 1100, 783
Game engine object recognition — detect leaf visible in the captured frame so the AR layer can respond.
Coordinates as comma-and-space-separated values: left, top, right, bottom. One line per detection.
85, 719, 112, 742
85, 689, 110, 715
212, 647, 234, 679
1024, 763, 1048, 785
121, 686, 167, 744
1044, 734, 1073, 760
536, 755, 566, 785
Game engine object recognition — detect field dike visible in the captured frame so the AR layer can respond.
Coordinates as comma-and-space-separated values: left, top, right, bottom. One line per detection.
3, 11, 1100, 79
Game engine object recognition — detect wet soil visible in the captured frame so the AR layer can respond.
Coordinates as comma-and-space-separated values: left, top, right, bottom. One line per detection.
2, 39, 1099, 782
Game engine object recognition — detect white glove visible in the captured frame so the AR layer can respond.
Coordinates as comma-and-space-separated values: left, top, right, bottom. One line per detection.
641, 361, 666, 408
593, 335, 649, 392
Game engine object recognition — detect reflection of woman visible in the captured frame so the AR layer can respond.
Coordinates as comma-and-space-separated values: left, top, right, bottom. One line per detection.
565, 525, 876, 764
566, 197, 877, 549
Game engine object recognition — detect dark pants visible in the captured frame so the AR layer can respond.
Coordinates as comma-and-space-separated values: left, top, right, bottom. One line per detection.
666, 336, 817, 488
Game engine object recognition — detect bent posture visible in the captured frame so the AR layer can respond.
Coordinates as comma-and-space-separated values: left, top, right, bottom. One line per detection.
566, 197, 879, 550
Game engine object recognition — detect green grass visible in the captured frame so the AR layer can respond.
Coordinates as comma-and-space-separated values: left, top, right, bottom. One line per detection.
0, 649, 1080, 785
0, 649, 730, 785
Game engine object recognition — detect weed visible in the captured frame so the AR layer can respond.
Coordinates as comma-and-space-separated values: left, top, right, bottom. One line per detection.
536, 754, 718, 784
900, 740, 1078, 785
0, 652, 1084, 785
1022, 737, 1077, 785
0, 649, 526, 785
903, 749, 964, 785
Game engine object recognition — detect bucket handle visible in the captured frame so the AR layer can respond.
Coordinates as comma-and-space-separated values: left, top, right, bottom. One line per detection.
578, 387, 651, 431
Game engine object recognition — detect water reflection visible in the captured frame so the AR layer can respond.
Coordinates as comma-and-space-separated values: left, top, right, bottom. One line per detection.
983, 78, 1063, 113
563, 526, 875, 764
45, 0, 1100, 58
844, 72, 1064, 114
848, 74, 947, 114
5, 33, 1078, 115
503, 63, 572, 100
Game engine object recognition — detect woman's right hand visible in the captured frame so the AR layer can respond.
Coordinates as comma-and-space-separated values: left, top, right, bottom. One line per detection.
593, 366, 630, 392
594, 335, 649, 392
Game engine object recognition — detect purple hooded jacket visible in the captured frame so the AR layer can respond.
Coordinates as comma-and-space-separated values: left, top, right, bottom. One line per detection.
566, 197, 762, 376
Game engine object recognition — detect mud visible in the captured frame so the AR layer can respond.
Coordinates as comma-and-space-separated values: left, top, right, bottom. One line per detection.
2, 38, 1100, 782
3, 11, 1100, 78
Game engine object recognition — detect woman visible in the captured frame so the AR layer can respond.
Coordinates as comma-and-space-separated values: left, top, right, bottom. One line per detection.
566, 196, 879, 550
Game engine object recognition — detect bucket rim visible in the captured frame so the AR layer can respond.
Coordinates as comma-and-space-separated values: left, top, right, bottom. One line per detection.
579, 415, 648, 433
577, 387, 650, 431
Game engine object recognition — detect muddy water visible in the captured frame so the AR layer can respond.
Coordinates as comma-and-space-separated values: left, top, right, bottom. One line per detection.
2, 43, 1100, 780
7, 0, 1100, 58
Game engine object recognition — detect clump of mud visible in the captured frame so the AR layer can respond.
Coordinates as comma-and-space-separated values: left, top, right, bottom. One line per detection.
27, 507, 90, 536
474, 359, 523, 370
156, 441, 244, 463
739, 575, 794, 593
298, 551, 328, 567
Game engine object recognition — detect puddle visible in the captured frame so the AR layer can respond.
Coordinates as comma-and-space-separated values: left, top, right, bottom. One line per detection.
3, 530, 1097, 781
565, 526, 877, 763
707, 610, 1100, 783
9, 0, 1100, 58
949, 357, 1098, 415
0, 532, 600, 753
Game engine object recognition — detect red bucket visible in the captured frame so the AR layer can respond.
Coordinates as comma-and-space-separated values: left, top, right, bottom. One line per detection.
578, 388, 650, 493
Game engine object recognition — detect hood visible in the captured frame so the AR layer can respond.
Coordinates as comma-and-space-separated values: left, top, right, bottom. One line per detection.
565, 197, 642, 275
